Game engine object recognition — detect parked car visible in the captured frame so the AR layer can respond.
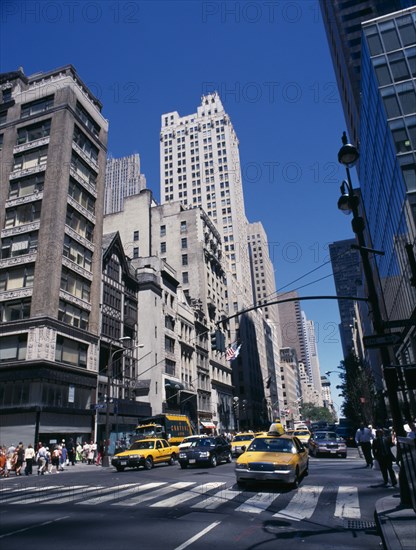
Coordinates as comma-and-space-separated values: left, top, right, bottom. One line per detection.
178, 436, 232, 468
111, 438, 177, 471
308, 431, 347, 458
235, 434, 309, 488
231, 432, 256, 457
335, 426, 356, 447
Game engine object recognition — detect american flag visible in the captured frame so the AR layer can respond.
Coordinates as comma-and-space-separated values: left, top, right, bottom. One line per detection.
226, 342, 241, 362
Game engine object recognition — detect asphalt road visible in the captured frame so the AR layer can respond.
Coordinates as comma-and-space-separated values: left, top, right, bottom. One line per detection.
0, 448, 399, 549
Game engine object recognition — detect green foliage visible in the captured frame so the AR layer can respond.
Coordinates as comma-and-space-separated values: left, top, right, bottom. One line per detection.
338, 353, 377, 426
300, 402, 337, 423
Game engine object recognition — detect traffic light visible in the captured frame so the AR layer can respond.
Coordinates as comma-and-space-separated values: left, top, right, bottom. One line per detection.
210, 329, 226, 352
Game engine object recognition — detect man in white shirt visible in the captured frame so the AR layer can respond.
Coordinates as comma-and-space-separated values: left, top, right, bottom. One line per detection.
355, 423, 374, 467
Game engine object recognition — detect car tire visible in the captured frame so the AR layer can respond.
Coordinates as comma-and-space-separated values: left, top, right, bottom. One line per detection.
225, 452, 232, 464
168, 454, 176, 465
237, 479, 246, 487
180, 463, 187, 469
210, 454, 217, 467
144, 456, 153, 470
341, 454, 347, 459
304, 459, 309, 476
116, 466, 125, 472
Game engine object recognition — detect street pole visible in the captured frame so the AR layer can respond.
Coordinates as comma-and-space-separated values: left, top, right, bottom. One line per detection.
337, 133, 410, 504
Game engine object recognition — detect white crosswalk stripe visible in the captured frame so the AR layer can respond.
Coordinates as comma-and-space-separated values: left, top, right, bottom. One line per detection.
236, 492, 281, 514
1, 482, 365, 521
77, 483, 142, 505
191, 488, 240, 510
150, 482, 225, 508
112, 482, 193, 507
273, 485, 324, 521
335, 486, 360, 519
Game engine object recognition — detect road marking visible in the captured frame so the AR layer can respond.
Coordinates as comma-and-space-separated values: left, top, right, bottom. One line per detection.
1, 486, 62, 504
335, 486, 360, 518
236, 492, 281, 514
113, 482, 193, 506
174, 521, 221, 550
10, 485, 89, 504
33, 486, 105, 505
77, 483, 142, 505
150, 482, 225, 508
273, 486, 324, 521
0, 516, 70, 539
191, 487, 239, 510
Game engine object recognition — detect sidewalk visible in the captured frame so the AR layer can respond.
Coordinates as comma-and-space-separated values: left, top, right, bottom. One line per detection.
375, 494, 416, 550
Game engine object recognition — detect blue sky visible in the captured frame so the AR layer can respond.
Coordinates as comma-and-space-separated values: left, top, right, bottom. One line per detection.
1, 0, 356, 414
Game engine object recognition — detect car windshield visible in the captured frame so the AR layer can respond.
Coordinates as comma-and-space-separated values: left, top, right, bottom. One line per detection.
190, 438, 215, 447
181, 437, 202, 444
294, 431, 309, 436
129, 440, 155, 450
233, 434, 254, 442
315, 432, 337, 440
248, 438, 294, 453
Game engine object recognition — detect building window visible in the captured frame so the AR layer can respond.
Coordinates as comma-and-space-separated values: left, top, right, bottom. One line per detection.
182, 272, 189, 284
165, 335, 175, 353
182, 254, 188, 266
63, 235, 92, 271
133, 247, 139, 258
60, 268, 91, 302
0, 299, 31, 322
133, 230, 139, 241
161, 242, 166, 254
21, 95, 54, 118
75, 101, 100, 137
0, 265, 34, 291
1, 232, 38, 259
181, 237, 187, 249
8, 173, 44, 199
160, 225, 166, 237
13, 146, 48, 172
0, 333, 27, 362
73, 125, 99, 163
17, 119, 51, 145
55, 335, 88, 368
180, 221, 187, 233
58, 300, 89, 330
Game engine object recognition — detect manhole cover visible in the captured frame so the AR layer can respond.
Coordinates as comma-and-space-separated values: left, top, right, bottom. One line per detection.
345, 520, 377, 530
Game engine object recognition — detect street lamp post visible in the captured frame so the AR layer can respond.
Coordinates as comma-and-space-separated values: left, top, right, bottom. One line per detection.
102, 338, 144, 467
336, 132, 405, 439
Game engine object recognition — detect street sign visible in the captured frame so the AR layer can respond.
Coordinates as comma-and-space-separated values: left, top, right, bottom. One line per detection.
92, 403, 106, 410
363, 333, 401, 348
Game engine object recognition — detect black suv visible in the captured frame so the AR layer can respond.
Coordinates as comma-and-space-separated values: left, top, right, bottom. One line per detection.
336, 427, 356, 447
178, 436, 232, 468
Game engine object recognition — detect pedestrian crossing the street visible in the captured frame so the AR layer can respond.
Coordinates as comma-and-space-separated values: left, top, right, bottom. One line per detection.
0, 481, 369, 521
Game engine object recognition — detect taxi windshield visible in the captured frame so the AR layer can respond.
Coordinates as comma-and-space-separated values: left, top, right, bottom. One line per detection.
294, 431, 310, 436
233, 434, 254, 442
248, 438, 294, 453
130, 440, 155, 450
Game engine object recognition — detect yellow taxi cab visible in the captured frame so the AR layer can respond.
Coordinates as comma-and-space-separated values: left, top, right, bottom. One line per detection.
286, 428, 311, 445
235, 433, 309, 488
231, 432, 256, 457
111, 438, 177, 472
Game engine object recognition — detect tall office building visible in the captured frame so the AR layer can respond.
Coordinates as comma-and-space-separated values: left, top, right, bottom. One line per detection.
104, 153, 146, 215
159, 93, 252, 301
319, 0, 409, 144
329, 239, 363, 358
360, 8, 416, 360
0, 66, 108, 443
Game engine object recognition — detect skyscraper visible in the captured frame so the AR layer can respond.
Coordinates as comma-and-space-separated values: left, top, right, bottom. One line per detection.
329, 238, 363, 357
0, 66, 108, 443
105, 153, 146, 214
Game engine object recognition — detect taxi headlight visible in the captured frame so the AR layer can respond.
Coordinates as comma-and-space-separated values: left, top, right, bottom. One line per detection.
235, 462, 248, 469
274, 464, 291, 471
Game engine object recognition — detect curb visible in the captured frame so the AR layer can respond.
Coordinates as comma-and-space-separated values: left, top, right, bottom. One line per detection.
375, 495, 416, 550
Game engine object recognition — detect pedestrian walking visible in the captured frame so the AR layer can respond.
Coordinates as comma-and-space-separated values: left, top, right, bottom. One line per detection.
24, 444, 35, 475
14, 443, 25, 476
76, 443, 83, 463
96, 441, 104, 466
36, 443, 48, 475
0, 448, 8, 477
372, 429, 397, 487
67, 438, 75, 465
355, 423, 374, 467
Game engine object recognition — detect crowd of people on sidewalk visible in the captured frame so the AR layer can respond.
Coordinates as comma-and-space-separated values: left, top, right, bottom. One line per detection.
0, 439, 106, 477
355, 419, 416, 488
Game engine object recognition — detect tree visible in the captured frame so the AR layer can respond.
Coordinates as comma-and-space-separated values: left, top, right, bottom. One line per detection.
300, 402, 337, 424
338, 353, 378, 426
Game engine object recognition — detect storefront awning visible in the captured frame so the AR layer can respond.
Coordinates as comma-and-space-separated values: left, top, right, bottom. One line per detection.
200, 421, 216, 429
